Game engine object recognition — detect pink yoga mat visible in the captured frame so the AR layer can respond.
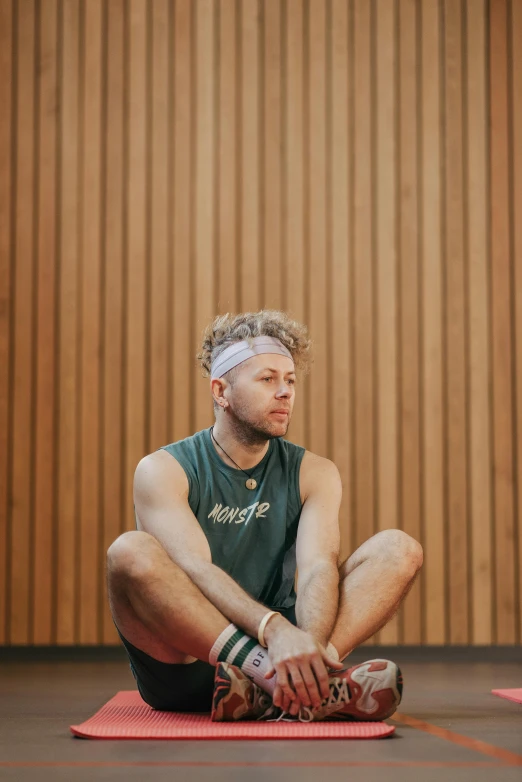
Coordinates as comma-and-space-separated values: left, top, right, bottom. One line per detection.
70, 691, 396, 740
492, 688, 522, 705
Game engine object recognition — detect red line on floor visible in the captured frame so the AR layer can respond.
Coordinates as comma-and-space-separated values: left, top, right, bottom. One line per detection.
0, 762, 504, 768
393, 713, 522, 766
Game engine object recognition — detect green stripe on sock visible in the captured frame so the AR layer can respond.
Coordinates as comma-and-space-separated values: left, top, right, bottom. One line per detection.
217, 630, 244, 662
231, 637, 258, 668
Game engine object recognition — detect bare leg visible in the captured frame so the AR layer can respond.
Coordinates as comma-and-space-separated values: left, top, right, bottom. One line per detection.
328, 529, 423, 661
107, 530, 229, 663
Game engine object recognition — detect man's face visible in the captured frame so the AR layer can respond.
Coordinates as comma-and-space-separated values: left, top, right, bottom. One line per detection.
223, 353, 296, 439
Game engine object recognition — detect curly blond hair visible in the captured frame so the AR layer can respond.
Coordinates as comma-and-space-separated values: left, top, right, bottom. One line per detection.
197, 310, 313, 382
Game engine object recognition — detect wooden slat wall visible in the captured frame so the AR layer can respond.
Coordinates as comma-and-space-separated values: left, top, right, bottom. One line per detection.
490, 0, 518, 644
0, 0, 520, 646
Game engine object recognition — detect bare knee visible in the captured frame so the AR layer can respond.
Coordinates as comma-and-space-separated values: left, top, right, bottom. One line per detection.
107, 530, 164, 583
373, 529, 423, 576
340, 529, 423, 581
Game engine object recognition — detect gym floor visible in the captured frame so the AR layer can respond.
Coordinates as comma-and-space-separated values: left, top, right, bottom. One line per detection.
0, 647, 520, 782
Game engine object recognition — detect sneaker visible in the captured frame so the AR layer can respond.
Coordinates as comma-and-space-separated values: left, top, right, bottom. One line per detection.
263, 658, 403, 723
211, 662, 273, 721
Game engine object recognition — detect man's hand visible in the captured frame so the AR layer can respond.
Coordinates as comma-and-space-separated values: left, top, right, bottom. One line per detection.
263, 616, 343, 715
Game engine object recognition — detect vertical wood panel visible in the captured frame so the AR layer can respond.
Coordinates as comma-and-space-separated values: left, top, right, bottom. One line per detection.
421, 0, 445, 643
240, 0, 260, 312
10, 0, 36, 643
308, 0, 327, 458
399, 0, 422, 644
57, 0, 80, 643
149, 0, 170, 451
444, 0, 469, 644
512, 0, 522, 645
0, 0, 13, 644
79, 0, 103, 643
33, 0, 58, 643
466, 0, 492, 644
172, 0, 193, 442
375, 0, 398, 645
263, 0, 282, 310
306, 0, 328, 455
217, 0, 238, 314
194, 0, 215, 432
101, 0, 124, 643
353, 0, 374, 564
284, 0, 306, 448
330, 0, 351, 559
489, 0, 517, 643
124, 0, 147, 531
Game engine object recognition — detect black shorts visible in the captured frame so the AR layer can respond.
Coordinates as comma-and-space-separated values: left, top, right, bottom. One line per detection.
117, 604, 297, 712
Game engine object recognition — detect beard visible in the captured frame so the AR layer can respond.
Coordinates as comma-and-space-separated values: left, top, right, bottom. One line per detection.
226, 399, 290, 446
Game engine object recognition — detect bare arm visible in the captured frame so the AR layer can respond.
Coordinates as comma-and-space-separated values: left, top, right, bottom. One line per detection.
133, 449, 292, 642
295, 563, 340, 647
262, 453, 344, 714
294, 454, 342, 646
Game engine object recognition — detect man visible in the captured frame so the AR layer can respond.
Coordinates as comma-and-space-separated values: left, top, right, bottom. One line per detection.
107, 310, 423, 722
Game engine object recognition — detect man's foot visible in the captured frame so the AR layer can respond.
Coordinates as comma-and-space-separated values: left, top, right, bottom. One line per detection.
263, 659, 403, 723
211, 662, 273, 721
317, 658, 403, 721
211, 658, 402, 723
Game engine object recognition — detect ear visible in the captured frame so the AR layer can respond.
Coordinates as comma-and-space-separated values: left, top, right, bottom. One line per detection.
210, 377, 227, 406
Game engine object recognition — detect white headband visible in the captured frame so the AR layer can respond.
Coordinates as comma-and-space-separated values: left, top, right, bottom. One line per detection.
211, 336, 294, 379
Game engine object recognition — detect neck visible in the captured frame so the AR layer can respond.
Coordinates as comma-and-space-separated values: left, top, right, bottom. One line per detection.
211, 415, 270, 471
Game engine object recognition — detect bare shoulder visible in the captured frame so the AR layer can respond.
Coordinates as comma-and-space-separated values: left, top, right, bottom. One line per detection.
299, 450, 342, 504
134, 448, 189, 501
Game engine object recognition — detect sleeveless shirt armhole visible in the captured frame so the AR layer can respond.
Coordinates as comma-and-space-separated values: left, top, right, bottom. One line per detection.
292, 446, 306, 513
159, 446, 200, 509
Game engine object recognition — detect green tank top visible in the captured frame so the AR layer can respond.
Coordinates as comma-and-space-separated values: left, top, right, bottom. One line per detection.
160, 428, 306, 611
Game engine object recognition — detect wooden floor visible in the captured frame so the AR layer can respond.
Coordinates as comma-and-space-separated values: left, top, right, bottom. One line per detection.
0, 648, 521, 781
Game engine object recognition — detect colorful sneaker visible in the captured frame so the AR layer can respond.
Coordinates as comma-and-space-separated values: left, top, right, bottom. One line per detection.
211, 662, 273, 721
263, 658, 403, 723
319, 658, 403, 721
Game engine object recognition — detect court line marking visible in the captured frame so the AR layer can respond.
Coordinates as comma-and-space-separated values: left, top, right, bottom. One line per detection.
393, 713, 522, 766
0, 761, 506, 768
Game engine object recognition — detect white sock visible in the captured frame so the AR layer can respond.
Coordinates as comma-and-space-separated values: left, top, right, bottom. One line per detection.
209, 623, 276, 696
327, 641, 353, 664
326, 641, 340, 661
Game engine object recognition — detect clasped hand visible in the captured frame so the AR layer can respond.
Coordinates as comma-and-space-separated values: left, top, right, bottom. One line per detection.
264, 623, 343, 715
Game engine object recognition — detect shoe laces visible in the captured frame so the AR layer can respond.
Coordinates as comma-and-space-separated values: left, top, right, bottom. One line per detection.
262, 705, 315, 723
262, 676, 352, 722
323, 676, 352, 709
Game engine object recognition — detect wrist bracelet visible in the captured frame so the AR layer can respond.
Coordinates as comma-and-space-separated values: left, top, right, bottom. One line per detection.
258, 610, 281, 648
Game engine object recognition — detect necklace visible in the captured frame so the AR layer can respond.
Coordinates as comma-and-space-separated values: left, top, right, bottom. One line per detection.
209, 426, 267, 490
